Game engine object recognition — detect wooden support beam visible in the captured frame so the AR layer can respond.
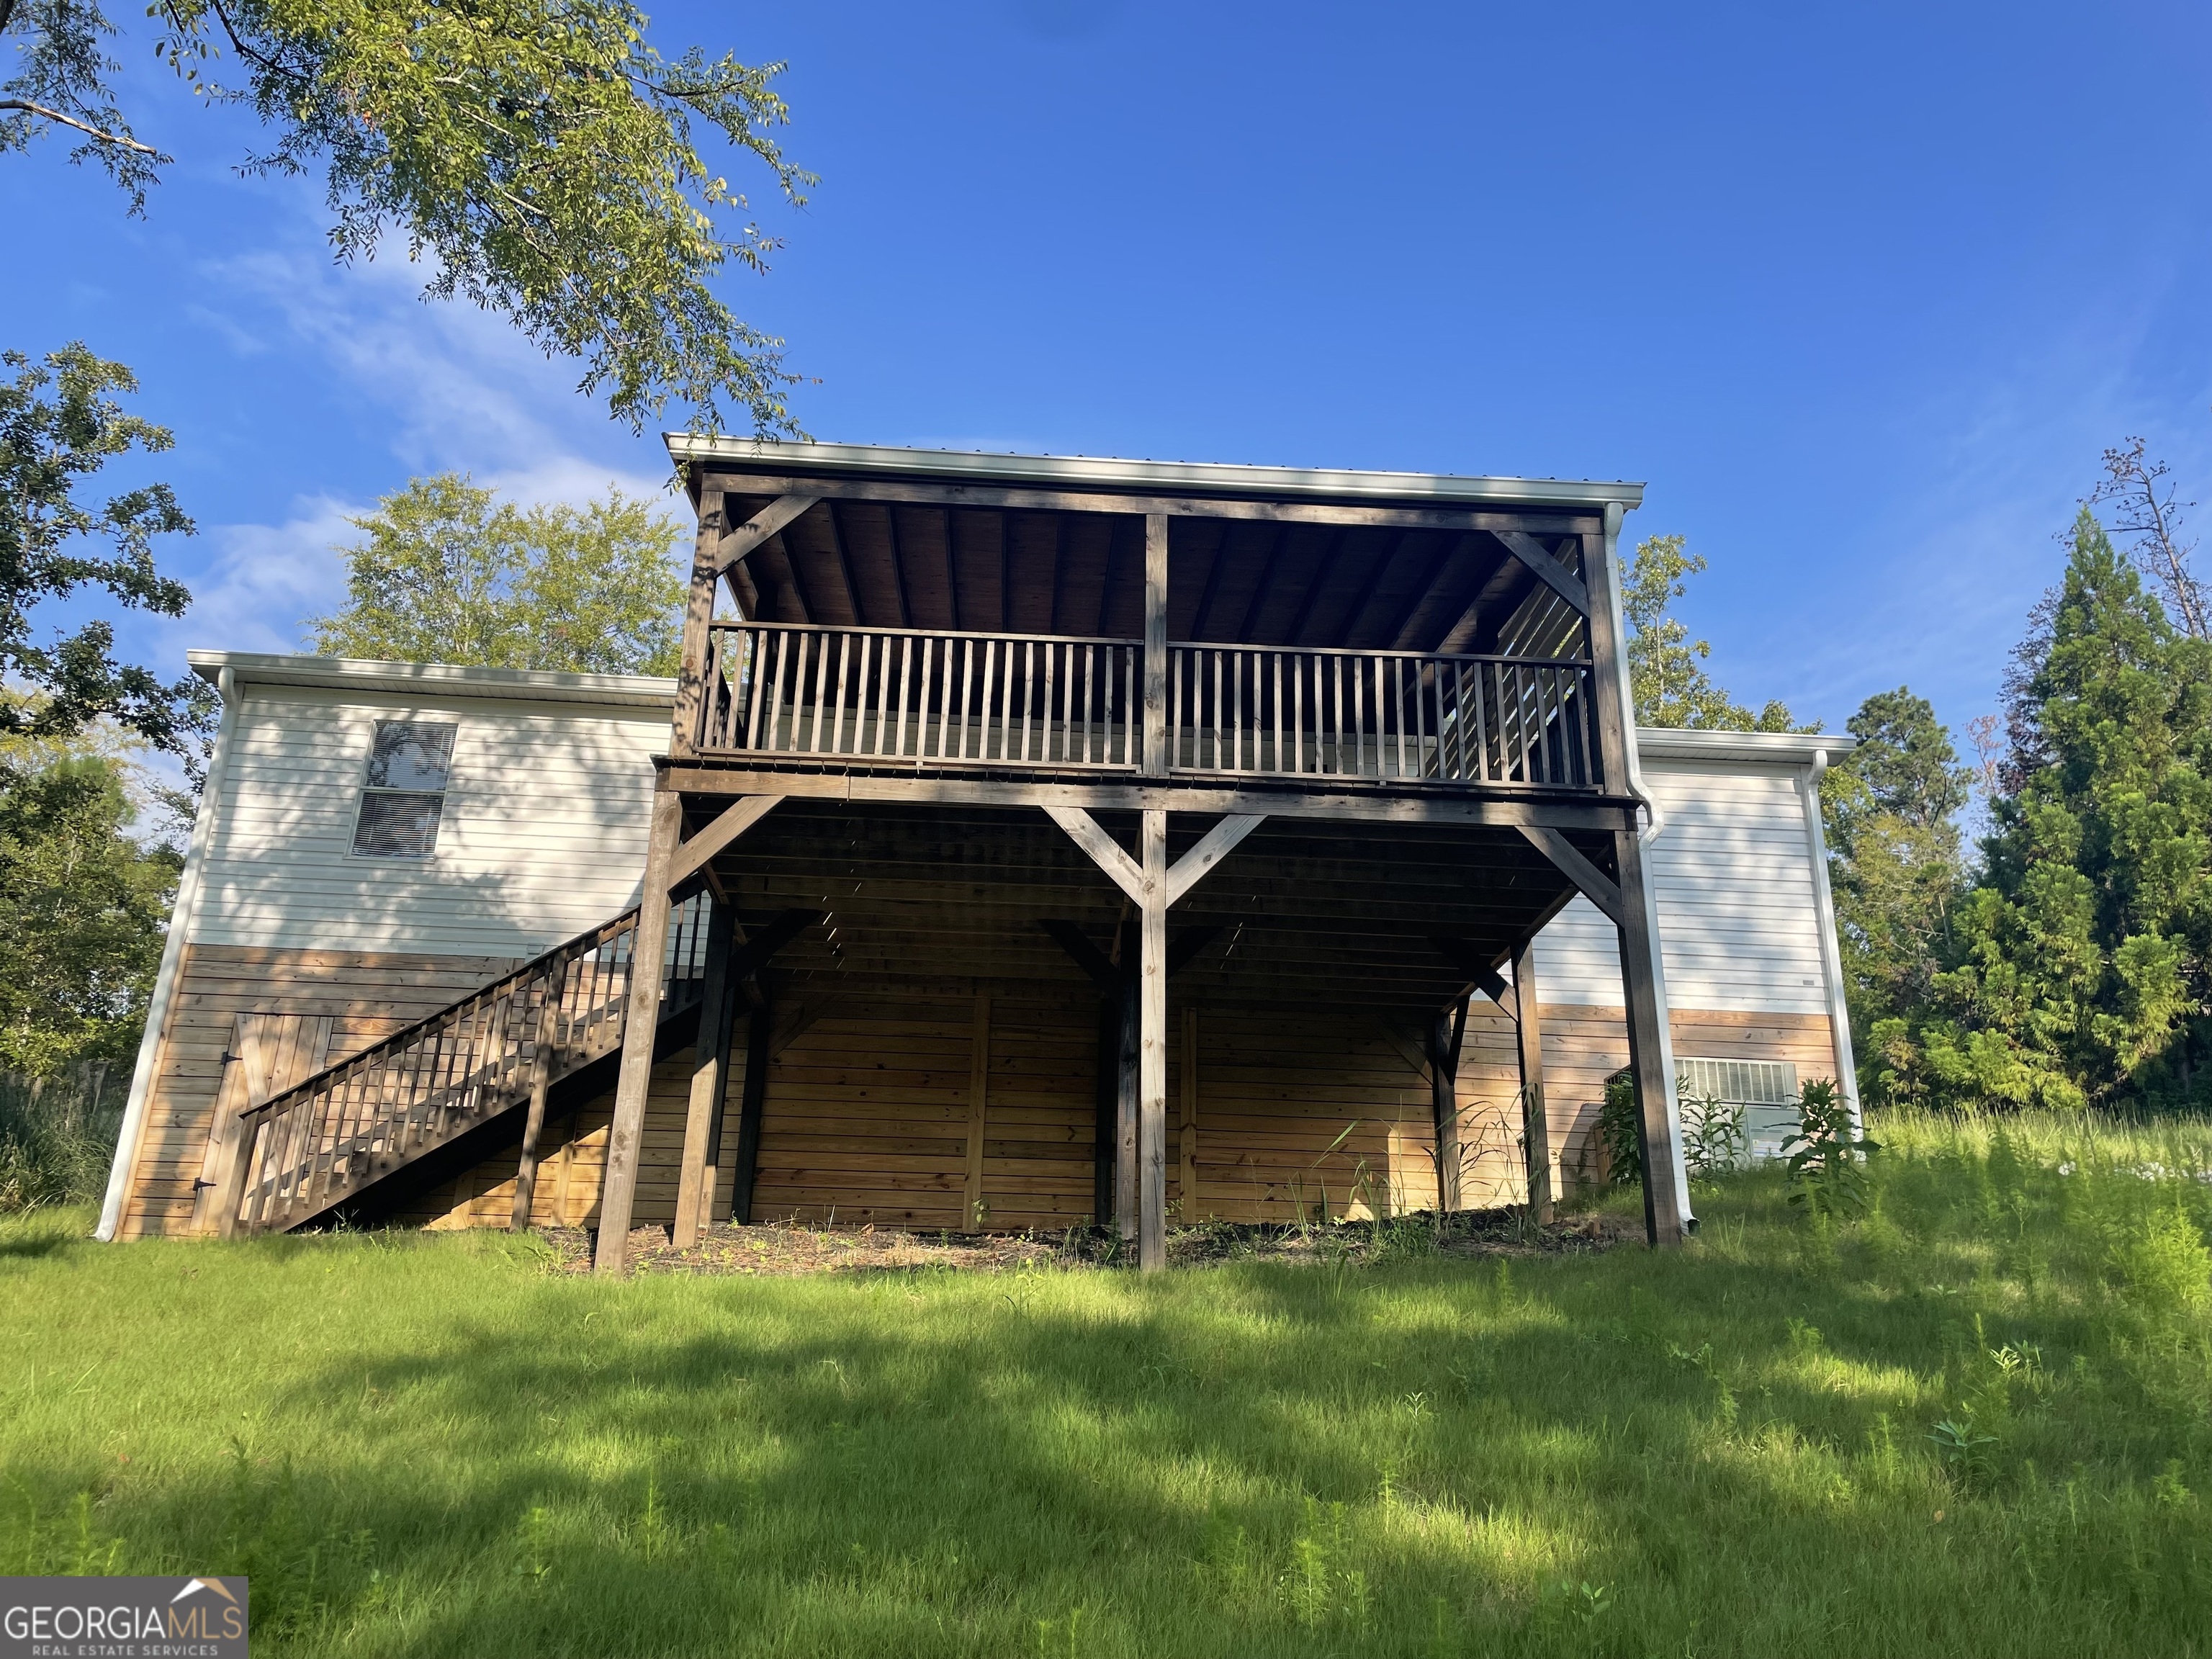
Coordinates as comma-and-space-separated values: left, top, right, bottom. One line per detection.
665, 795, 785, 893
1166, 925, 1222, 977
822, 501, 863, 624
1164, 814, 1266, 906
1143, 513, 1169, 776
1038, 919, 1118, 992
665, 765, 1642, 832
508, 958, 569, 1231
1043, 806, 1145, 904
1429, 935, 1516, 1019
672, 898, 738, 1249
1516, 824, 1624, 927
729, 981, 773, 1224
1428, 999, 1467, 1213
711, 493, 820, 575
697, 469, 1604, 535
884, 503, 914, 628
1616, 825, 1686, 1246
671, 492, 724, 757
1138, 809, 1169, 1270
594, 791, 683, 1274
964, 994, 991, 1228
1496, 531, 1590, 616
1511, 935, 1552, 1225
1179, 1005, 1200, 1220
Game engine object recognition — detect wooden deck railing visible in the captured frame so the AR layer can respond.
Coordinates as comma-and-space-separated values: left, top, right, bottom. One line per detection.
697, 621, 1141, 768
215, 896, 714, 1236
1167, 645, 1601, 788
691, 622, 1602, 791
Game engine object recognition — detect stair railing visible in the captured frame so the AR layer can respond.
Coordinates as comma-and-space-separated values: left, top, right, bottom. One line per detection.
215, 895, 713, 1236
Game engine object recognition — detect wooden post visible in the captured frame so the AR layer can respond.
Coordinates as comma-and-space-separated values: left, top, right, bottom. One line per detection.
963, 993, 991, 1229
670, 492, 724, 758
1116, 921, 1139, 1242
1511, 936, 1552, 1224
1142, 513, 1169, 777
1614, 828, 1686, 1244
672, 897, 738, 1249
1581, 507, 1686, 1247
510, 959, 570, 1231
1138, 808, 1168, 1269
593, 788, 684, 1273
729, 985, 773, 1224
1178, 1005, 1199, 1219
1428, 1003, 1464, 1214
1093, 996, 1118, 1229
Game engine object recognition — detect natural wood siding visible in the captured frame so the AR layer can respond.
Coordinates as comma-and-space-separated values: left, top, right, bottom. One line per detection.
122, 951, 1843, 1240
118, 943, 519, 1238
193, 686, 667, 959
1536, 760, 1830, 1015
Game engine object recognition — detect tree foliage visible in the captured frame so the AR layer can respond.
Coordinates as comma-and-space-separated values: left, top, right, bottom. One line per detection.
3, 0, 814, 433
1623, 534, 1799, 732
1874, 511, 2212, 1112
0, 733, 179, 1077
0, 343, 208, 760
307, 472, 685, 675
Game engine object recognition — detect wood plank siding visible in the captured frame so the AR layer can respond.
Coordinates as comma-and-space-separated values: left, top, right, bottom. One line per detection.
119, 938, 1843, 1237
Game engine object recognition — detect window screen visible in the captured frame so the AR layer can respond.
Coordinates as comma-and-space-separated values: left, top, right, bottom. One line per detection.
352, 721, 457, 858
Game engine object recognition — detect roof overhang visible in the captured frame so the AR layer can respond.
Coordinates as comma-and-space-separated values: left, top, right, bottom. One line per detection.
664, 436, 1645, 513
1633, 727, 1857, 768
187, 650, 677, 709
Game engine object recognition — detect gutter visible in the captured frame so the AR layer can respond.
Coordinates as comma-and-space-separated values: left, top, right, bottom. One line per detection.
1796, 748, 1864, 1133
97, 665, 242, 1241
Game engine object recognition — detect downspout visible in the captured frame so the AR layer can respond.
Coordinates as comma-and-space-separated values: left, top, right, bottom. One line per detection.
97, 663, 240, 1241
1796, 748, 1863, 1135
1599, 502, 1693, 1231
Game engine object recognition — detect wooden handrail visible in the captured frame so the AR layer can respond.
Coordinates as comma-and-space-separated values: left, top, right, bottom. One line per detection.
215, 895, 714, 1236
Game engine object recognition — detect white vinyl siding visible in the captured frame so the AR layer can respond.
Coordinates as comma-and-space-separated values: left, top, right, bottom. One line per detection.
190, 685, 669, 958
1532, 757, 1830, 1015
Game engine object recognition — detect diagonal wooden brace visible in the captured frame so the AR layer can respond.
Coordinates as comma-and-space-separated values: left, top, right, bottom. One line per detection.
667, 795, 785, 893
711, 494, 820, 576
1045, 807, 1267, 909
1496, 531, 1591, 615
1518, 824, 1624, 927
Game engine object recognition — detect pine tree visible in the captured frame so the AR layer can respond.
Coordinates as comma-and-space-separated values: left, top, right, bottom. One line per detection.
1879, 510, 2212, 1110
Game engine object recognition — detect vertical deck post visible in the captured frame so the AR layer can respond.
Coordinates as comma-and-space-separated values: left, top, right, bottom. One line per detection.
593, 788, 684, 1273
963, 993, 992, 1229
729, 984, 773, 1224
1580, 505, 1686, 1246
510, 958, 570, 1232
1428, 1002, 1465, 1213
1511, 936, 1552, 1224
670, 492, 724, 758
1138, 809, 1169, 1270
672, 896, 738, 1249
1142, 513, 1169, 777
1116, 923, 1138, 1241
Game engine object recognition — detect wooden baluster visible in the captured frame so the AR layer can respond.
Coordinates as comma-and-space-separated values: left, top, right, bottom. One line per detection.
828, 629, 853, 754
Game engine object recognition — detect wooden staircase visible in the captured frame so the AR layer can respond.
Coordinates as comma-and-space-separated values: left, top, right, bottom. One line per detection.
212, 896, 716, 1236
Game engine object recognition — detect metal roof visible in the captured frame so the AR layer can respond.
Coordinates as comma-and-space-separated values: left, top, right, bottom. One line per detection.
186, 649, 676, 709
663, 436, 1645, 511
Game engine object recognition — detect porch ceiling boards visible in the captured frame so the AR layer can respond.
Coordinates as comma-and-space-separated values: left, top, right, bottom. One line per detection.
716, 495, 1588, 657
699, 801, 1599, 1012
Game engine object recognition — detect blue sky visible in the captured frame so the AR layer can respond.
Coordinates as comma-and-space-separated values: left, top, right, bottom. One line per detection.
7, 0, 2211, 745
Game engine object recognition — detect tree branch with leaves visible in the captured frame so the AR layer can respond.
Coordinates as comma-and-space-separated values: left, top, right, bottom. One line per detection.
4, 0, 816, 433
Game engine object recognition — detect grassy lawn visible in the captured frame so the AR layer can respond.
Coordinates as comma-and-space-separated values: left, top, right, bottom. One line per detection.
5, 1113, 2211, 1658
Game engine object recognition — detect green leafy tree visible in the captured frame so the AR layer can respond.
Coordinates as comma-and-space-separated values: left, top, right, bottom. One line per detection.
0, 739, 180, 1077
307, 472, 685, 674
1622, 534, 1799, 731
0, 343, 207, 760
1879, 511, 2212, 1112
3, 0, 813, 433
1825, 689, 1972, 1094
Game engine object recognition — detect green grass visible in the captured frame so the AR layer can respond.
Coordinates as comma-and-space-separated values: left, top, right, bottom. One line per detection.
4, 1112, 2212, 1658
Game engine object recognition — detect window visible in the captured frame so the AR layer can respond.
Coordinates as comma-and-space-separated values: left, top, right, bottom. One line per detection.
1676, 1056, 1800, 1156
351, 721, 457, 858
